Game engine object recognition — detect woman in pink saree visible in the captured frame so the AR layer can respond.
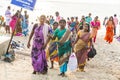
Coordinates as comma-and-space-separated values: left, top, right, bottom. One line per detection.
9, 12, 18, 33
91, 16, 100, 43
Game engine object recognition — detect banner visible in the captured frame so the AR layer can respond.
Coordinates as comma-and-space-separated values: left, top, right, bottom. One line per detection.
11, 0, 37, 11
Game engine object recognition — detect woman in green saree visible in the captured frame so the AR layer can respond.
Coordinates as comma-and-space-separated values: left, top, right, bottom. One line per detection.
48, 19, 72, 77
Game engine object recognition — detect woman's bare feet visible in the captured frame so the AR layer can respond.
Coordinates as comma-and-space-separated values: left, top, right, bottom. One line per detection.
32, 71, 36, 74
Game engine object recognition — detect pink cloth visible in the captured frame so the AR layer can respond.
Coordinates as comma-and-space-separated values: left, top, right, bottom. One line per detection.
16, 32, 22, 36
114, 17, 118, 26
9, 16, 18, 32
91, 21, 100, 29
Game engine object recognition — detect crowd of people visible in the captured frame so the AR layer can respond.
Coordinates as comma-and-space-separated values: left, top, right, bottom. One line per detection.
26, 12, 119, 77
0, 6, 119, 77
0, 6, 29, 36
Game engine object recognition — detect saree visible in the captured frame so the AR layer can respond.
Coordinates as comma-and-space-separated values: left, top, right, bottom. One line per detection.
48, 34, 58, 62
54, 28, 72, 73
21, 15, 29, 36
91, 21, 100, 42
31, 24, 49, 73
9, 16, 18, 33
70, 22, 76, 28
15, 18, 22, 36
104, 21, 114, 43
74, 30, 91, 71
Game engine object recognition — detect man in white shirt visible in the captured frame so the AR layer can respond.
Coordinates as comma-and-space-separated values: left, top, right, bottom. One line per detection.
5, 6, 11, 33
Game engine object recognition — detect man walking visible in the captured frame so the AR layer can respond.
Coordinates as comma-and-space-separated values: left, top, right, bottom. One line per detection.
113, 14, 118, 35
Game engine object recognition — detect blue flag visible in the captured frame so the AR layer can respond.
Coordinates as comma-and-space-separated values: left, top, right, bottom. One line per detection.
11, 0, 37, 11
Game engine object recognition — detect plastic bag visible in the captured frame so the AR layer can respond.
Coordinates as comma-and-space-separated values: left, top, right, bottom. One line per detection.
68, 53, 77, 71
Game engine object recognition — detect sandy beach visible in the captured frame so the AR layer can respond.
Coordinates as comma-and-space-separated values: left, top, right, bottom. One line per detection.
0, 0, 120, 80
0, 26, 120, 80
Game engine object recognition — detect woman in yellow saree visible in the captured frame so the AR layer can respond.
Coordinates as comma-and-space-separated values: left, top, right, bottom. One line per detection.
48, 22, 59, 69
74, 23, 92, 72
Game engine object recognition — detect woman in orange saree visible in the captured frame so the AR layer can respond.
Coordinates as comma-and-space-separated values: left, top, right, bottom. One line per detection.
104, 16, 115, 44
